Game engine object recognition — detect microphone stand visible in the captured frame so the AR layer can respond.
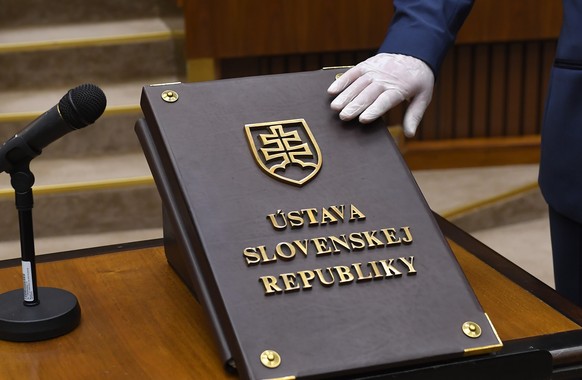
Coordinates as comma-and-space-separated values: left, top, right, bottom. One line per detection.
0, 161, 81, 342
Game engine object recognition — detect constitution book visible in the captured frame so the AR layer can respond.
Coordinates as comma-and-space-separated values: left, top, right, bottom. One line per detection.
135, 69, 502, 380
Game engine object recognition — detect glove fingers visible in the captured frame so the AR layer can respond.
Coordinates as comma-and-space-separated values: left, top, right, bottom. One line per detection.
338, 82, 387, 121
358, 89, 406, 124
327, 66, 362, 95
330, 75, 372, 112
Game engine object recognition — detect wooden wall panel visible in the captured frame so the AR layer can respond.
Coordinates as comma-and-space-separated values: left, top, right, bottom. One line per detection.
489, 44, 508, 137
418, 94, 437, 140
183, 0, 561, 148
539, 43, 557, 134
183, 0, 392, 59
471, 45, 490, 138
457, 0, 562, 43
218, 39, 557, 142
183, 0, 562, 60
506, 43, 525, 136
454, 45, 473, 139
436, 53, 456, 139
522, 42, 542, 136
412, 40, 556, 141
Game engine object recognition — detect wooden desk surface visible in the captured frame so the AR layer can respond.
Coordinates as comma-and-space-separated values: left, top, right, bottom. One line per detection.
0, 219, 581, 379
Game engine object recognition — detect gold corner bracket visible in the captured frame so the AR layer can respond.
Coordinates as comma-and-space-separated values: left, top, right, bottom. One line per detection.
463, 313, 503, 356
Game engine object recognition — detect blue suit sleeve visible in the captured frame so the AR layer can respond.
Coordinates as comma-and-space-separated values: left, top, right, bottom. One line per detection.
379, 0, 474, 75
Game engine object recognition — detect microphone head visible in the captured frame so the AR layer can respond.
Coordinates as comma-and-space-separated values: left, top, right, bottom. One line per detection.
58, 84, 107, 129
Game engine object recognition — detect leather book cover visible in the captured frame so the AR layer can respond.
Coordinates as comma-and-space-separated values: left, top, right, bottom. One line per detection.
135, 69, 502, 380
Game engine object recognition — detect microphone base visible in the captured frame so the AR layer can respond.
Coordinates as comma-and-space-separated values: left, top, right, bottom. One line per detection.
0, 287, 81, 342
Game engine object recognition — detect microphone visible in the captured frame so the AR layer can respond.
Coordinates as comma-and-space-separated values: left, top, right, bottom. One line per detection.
0, 83, 107, 173
0, 83, 106, 341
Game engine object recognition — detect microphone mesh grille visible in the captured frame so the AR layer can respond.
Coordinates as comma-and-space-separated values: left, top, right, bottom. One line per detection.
58, 83, 107, 129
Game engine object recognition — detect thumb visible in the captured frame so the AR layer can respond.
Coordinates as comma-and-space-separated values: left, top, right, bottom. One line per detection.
402, 92, 431, 137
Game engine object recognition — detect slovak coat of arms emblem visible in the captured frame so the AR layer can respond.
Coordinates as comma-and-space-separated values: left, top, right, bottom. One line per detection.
244, 119, 322, 186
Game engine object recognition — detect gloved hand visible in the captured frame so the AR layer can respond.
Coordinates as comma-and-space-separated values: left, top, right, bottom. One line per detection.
327, 53, 435, 137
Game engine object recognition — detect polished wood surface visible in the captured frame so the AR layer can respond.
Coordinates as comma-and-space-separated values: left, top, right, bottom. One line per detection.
0, 247, 233, 379
450, 240, 579, 340
0, 234, 579, 378
182, 0, 561, 59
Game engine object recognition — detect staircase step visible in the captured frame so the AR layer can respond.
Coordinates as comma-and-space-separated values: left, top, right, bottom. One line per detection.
0, 38, 185, 91
0, 153, 161, 242
0, 0, 180, 255
0, 111, 146, 160
0, 18, 183, 54
0, 152, 152, 189
0, 78, 177, 116
414, 163, 553, 287
446, 186, 546, 233
412, 164, 540, 216
472, 215, 553, 287
0, 182, 162, 242
0, 0, 182, 28
0, 79, 182, 160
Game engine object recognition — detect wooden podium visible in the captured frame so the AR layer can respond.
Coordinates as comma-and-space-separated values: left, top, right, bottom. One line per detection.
0, 216, 581, 379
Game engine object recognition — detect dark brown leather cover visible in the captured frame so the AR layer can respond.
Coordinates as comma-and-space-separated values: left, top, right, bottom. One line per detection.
136, 69, 502, 380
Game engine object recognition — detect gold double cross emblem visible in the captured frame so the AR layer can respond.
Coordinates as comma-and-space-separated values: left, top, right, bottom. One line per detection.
244, 119, 322, 187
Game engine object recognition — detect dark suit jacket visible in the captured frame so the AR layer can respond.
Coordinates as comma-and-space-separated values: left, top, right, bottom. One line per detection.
538, 1, 582, 223
379, 0, 582, 223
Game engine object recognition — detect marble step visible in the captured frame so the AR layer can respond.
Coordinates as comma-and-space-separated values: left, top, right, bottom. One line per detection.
413, 163, 553, 287
0, 0, 182, 28
0, 15, 186, 160
472, 215, 553, 288
0, 0, 182, 259
0, 153, 161, 242
0, 37, 185, 93
446, 187, 547, 233
412, 164, 542, 218
0, 179, 162, 242
0, 79, 180, 160
0, 18, 184, 54
0, 13, 186, 160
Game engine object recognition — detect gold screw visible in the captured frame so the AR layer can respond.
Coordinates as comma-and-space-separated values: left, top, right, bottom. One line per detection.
161, 90, 179, 103
462, 321, 482, 338
260, 349, 281, 368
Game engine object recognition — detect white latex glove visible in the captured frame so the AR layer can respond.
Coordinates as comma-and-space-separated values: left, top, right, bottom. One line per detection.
327, 53, 434, 137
